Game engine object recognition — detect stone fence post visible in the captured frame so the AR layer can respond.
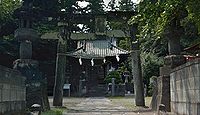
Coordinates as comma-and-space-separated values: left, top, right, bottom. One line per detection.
112, 78, 115, 96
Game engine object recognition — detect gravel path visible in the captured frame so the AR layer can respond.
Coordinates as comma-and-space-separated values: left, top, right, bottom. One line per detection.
62, 97, 156, 115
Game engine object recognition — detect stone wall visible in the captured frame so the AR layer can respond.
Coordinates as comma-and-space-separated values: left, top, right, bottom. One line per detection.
170, 59, 200, 115
0, 65, 26, 115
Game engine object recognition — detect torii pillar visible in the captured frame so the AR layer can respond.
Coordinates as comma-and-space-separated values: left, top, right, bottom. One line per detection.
53, 21, 68, 107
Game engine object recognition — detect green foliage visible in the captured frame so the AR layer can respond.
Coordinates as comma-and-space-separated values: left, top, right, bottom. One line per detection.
0, 36, 18, 56
87, 0, 105, 14
119, 0, 135, 11
181, 20, 200, 48
130, 0, 187, 32
118, 59, 131, 74
141, 52, 163, 81
32, 0, 59, 13
187, 0, 200, 32
129, 0, 200, 56
0, 0, 21, 26
41, 108, 64, 115
141, 52, 163, 96
0, 0, 21, 37
32, 0, 106, 34
119, 38, 131, 51
33, 22, 59, 35
104, 71, 122, 84
108, 0, 135, 11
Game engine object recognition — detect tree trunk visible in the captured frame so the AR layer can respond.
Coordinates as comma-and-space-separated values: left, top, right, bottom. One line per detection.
130, 25, 145, 106
131, 49, 145, 106
53, 41, 67, 106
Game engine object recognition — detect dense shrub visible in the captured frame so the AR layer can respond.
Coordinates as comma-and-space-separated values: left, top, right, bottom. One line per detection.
104, 70, 123, 84
141, 52, 163, 96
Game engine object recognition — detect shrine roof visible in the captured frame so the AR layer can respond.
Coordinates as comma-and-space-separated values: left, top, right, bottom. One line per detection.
66, 39, 129, 59
184, 42, 200, 52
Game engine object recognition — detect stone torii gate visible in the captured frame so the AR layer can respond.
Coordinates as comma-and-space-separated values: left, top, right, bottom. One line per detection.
42, 10, 145, 107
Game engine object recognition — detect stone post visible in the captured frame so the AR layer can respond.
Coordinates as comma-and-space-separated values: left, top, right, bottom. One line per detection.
150, 76, 158, 110
79, 80, 83, 97
112, 78, 115, 96
130, 24, 145, 106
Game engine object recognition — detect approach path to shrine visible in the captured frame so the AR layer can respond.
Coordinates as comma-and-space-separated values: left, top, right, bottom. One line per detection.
49, 97, 156, 115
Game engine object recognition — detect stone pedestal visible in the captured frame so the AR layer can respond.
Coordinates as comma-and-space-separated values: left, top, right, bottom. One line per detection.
13, 59, 49, 110
157, 55, 186, 113
164, 55, 186, 69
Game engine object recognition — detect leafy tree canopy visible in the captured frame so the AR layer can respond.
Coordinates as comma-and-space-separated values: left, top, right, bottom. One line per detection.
0, 0, 21, 37
0, 0, 21, 25
129, 0, 200, 55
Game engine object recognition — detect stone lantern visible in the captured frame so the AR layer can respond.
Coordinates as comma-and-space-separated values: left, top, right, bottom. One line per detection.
13, 1, 49, 110
156, 9, 188, 113
14, 0, 39, 59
